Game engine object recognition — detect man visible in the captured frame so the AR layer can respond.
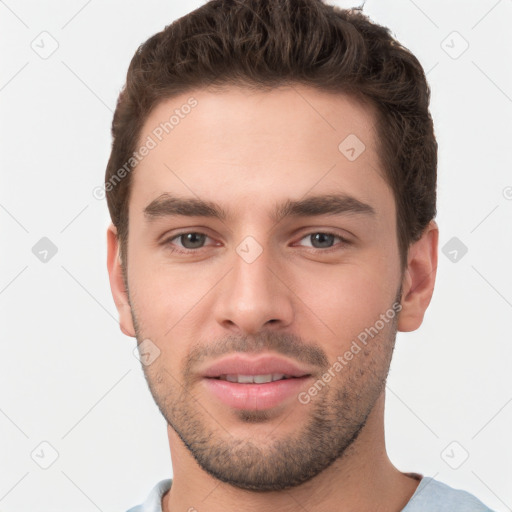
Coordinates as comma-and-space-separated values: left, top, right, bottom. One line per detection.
104, 1, 495, 510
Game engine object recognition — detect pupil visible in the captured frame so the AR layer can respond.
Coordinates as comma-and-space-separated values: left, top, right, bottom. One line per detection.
312, 233, 334, 248
182, 233, 205, 249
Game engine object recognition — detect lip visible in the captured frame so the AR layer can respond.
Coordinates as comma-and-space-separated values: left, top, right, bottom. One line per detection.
200, 353, 314, 410
203, 376, 312, 410
201, 353, 314, 378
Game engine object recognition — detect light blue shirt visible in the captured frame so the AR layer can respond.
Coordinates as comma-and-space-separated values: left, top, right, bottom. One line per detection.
127, 476, 495, 511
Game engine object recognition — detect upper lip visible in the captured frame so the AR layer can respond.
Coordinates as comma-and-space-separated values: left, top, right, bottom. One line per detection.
201, 354, 314, 378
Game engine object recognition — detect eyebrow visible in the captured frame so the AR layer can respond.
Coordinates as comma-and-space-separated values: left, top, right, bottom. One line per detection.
143, 192, 375, 224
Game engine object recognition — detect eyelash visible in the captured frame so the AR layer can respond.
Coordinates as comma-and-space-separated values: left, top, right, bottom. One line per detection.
162, 231, 350, 255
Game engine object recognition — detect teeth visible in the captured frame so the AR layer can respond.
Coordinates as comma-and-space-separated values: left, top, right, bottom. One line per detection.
238, 374, 255, 383
221, 373, 290, 383
254, 374, 273, 383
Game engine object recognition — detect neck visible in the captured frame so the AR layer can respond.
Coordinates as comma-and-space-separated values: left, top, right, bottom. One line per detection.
162, 394, 420, 512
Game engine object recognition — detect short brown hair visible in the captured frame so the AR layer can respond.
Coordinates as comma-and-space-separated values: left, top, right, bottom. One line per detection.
105, 0, 437, 269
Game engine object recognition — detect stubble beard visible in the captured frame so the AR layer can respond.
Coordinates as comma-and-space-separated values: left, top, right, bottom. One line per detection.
130, 297, 399, 492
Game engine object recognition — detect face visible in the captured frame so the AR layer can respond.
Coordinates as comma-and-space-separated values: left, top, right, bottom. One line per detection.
109, 85, 415, 491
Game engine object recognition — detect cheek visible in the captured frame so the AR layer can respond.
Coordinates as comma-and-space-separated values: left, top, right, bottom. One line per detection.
128, 253, 220, 342
292, 259, 400, 351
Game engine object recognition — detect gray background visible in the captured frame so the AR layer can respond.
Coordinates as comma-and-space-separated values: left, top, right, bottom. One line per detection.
1, 0, 511, 510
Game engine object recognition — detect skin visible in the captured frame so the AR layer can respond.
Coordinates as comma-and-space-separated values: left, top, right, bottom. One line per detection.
107, 85, 438, 512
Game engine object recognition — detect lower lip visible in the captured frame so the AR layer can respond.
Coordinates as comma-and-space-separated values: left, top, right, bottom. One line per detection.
203, 377, 311, 410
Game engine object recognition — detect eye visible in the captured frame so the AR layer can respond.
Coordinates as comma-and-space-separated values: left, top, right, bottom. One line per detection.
164, 232, 214, 252
296, 232, 348, 250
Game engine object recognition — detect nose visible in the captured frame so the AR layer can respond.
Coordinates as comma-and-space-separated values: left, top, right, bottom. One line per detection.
213, 241, 294, 335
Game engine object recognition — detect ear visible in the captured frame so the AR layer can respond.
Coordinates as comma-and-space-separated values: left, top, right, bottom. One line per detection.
398, 220, 438, 332
106, 223, 136, 337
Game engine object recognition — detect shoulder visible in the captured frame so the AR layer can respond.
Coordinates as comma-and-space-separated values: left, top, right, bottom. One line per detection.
403, 477, 495, 512
125, 479, 173, 512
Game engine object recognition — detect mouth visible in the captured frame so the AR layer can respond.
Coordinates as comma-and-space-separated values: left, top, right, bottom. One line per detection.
201, 353, 314, 379
202, 374, 312, 411
200, 354, 316, 410
210, 374, 309, 384
202, 367, 313, 411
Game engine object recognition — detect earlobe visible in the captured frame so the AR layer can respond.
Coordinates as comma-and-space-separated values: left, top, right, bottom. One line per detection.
106, 223, 136, 337
397, 221, 439, 332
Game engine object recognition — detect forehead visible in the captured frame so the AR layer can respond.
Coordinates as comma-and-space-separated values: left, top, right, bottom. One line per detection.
129, 85, 392, 220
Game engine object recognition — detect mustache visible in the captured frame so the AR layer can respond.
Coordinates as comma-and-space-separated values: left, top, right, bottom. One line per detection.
183, 331, 330, 377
